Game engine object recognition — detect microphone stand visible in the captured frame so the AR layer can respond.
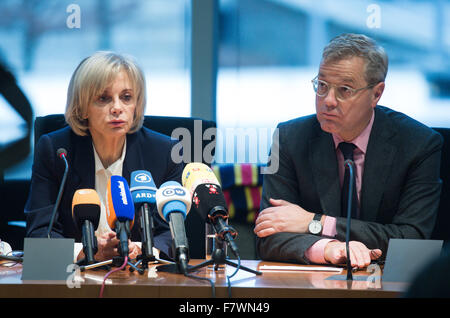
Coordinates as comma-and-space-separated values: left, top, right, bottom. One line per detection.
344, 160, 354, 281
134, 203, 186, 273
80, 220, 98, 265
78, 223, 145, 274
134, 203, 157, 271
78, 256, 145, 274
47, 152, 68, 238
187, 235, 262, 276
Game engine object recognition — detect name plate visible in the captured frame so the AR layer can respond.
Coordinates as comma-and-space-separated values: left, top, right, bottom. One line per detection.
22, 238, 75, 281
382, 239, 443, 283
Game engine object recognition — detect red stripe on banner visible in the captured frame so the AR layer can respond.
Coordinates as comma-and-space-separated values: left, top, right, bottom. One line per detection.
250, 186, 262, 221
223, 189, 235, 219
241, 163, 252, 186
223, 189, 232, 207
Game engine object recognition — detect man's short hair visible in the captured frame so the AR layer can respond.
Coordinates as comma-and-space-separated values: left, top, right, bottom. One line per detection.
322, 33, 388, 85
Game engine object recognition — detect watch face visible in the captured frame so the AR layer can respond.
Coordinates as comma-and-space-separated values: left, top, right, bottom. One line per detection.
309, 221, 322, 234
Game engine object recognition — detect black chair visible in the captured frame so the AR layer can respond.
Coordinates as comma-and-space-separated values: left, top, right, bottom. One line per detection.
2, 114, 216, 257
431, 127, 450, 250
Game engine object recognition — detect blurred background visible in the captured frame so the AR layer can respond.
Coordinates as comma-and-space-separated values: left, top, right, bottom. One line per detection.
1, 0, 450, 179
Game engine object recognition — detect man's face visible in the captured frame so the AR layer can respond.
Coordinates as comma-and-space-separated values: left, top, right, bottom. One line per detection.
315, 56, 384, 141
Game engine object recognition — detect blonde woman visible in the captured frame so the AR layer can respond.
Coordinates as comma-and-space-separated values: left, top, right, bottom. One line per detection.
25, 52, 183, 262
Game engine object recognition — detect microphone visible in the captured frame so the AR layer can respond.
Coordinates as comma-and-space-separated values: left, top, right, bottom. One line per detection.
47, 148, 69, 238
155, 181, 191, 274
106, 175, 135, 258
344, 159, 355, 281
130, 170, 157, 261
72, 189, 101, 265
182, 163, 239, 257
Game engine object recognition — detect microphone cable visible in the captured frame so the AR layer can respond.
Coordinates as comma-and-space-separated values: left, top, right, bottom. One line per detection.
99, 256, 128, 298
0, 250, 23, 266
184, 271, 216, 298
226, 254, 241, 298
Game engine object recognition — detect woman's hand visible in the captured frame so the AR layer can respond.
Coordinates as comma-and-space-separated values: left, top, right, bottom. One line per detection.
77, 231, 142, 262
95, 231, 120, 261
127, 240, 141, 260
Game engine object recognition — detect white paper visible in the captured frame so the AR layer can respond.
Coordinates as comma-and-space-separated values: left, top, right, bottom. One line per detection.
259, 265, 343, 272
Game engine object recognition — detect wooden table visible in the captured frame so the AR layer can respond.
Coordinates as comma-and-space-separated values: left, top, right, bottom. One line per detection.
0, 259, 407, 298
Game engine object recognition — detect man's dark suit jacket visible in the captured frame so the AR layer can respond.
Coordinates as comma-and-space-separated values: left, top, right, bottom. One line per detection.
256, 105, 443, 264
25, 126, 184, 259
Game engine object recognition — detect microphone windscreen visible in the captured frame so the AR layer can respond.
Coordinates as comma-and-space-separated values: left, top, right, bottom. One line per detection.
182, 162, 219, 195
192, 183, 228, 222
156, 181, 191, 222
106, 175, 135, 229
130, 170, 157, 205
57, 148, 67, 158
72, 189, 101, 230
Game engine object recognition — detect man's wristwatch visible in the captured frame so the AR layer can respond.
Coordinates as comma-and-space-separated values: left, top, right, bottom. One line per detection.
308, 213, 323, 235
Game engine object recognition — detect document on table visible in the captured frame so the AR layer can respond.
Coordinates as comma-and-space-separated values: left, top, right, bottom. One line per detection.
259, 265, 343, 273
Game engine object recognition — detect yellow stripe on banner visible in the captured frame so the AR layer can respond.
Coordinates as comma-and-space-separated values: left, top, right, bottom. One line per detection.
247, 211, 255, 224
234, 164, 242, 186
244, 187, 254, 211
251, 164, 258, 186
213, 165, 221, 186
228, 201, 235, 219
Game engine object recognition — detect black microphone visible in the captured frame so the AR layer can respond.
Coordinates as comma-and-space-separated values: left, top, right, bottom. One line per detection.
344, 159, 355, 281
46, 148, 69, 238
130, 170, 157, 262
192, 184, 239, 257
182, 163, 239, 257
72, 189, 101, 265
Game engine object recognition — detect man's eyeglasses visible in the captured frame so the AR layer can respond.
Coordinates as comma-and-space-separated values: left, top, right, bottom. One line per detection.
311, 76, 377, 101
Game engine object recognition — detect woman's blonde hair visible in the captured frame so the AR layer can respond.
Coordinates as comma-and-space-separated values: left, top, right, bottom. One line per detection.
65, 51, 146, 136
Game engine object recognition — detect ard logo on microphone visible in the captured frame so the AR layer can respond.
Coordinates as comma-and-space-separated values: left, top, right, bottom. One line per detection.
135, 192, 155, 200
162, 188, 186, 197
134, 173, 152, 183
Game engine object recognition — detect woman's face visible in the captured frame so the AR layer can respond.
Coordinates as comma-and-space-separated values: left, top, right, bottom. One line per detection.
86, 70, 136, 141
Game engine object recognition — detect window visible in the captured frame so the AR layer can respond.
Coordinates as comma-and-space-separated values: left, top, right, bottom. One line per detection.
0, 0, 191, 178
216, 0, 450, 163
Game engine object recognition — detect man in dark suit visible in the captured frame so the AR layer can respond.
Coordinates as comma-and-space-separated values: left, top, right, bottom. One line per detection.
254, 34, 443, 268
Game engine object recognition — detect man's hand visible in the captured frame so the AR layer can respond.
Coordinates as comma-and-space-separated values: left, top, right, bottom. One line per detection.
254, 198, 315, 237
324, 240, 382, 269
